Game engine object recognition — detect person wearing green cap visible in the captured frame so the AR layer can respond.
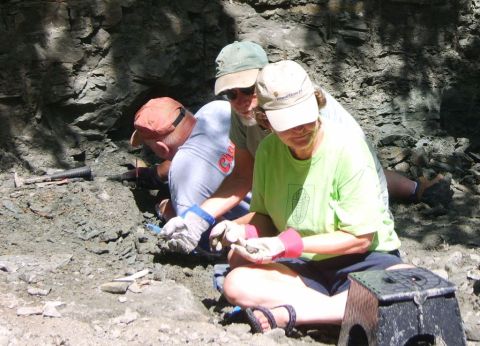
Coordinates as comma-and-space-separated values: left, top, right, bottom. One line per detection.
161, 41, 453, 255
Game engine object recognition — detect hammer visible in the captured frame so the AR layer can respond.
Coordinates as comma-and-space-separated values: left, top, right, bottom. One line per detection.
14, 166, 93, 188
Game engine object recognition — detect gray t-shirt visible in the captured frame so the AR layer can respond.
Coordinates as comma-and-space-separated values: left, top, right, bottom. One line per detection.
169, 100, 234, 215
229, 110, 269, 157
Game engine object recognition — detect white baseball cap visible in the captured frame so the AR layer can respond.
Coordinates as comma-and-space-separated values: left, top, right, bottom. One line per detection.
256, 60, 319, 132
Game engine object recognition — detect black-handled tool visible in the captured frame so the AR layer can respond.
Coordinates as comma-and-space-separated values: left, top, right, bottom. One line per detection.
14, 166, 93, 187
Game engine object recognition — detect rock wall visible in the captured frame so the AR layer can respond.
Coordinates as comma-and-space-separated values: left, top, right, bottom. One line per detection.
0, 0, 235, 169
0, 0, 479, 174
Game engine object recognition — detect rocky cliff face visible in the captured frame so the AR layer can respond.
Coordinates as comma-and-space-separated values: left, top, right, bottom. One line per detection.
0, 0, 479, 177
0, 2, 479, 343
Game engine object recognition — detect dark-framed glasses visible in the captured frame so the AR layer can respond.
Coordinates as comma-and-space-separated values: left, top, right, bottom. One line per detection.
222, 86, 255, 101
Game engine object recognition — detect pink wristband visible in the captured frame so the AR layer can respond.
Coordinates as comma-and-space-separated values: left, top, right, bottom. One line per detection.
245, 224, 259, 239
278, 228, 304, 258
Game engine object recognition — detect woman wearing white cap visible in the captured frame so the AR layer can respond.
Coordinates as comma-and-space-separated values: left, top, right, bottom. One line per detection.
214, 60, 412, 335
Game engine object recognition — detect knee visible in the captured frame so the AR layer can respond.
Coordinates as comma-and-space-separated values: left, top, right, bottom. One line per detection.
223, 267, 255, 306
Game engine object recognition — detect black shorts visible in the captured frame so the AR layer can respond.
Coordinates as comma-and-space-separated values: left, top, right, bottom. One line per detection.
278, 250, 403, 296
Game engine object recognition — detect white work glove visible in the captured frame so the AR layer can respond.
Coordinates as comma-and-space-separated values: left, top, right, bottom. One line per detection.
161, 205, 215, 254
232, 228, 304, 264
209, 221, 247, 252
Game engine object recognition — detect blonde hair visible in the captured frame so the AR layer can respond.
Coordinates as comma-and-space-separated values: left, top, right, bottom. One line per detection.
314, 88, 327, 109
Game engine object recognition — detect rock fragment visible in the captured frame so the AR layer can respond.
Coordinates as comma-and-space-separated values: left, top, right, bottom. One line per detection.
0, 261, 18, 273
431, 269, 449, 280
114, 268, 150, 282
27, 287, 51, 296
100, 281, 130, 294
128, 282, 142, 293
43, 304, 61, 318
113, 308, 139, 325
473, 279, 480, 296
19, 273, 38, 284
465, 322, 480, 341
17, 306, 43, 316
97, 190, 110, 201
2, 200, 22, 214
86, 242, 109, 255
421, 233, 443, 250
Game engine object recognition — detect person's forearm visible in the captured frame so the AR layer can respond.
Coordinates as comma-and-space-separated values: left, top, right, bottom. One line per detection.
201, 147, 254, 219
234, 212, 278, 237
154, 161, 171, 182
200, 173, 251, 218
302, 231, 373, 255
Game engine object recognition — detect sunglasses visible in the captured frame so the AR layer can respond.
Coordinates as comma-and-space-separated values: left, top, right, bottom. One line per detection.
222, 86, 255, 101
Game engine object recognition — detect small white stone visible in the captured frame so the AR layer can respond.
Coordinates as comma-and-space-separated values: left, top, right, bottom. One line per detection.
158, 323, 170, 332
43, 304, 61, 318
27, 287, 51, 296
45, 301, 65, 308
467, 270, 480, 281
469, 254, 480, 263
16, 306, 43, 316
114, 308, 139, 325
97, 191, 110, 201
431, 269, 449, 280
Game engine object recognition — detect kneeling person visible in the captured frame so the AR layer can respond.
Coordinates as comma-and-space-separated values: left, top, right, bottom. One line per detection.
129, 97, 248, 252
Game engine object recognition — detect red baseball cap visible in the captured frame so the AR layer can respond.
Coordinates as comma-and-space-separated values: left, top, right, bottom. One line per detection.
130, 97, 196, 160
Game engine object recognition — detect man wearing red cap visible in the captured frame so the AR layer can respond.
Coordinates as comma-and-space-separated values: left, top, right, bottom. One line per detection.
128, 97, 247, 234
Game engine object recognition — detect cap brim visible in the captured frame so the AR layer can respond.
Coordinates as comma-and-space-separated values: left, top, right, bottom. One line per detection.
214, 69, 260, 95
265, 94, 319, 132
130, 130, 143, 147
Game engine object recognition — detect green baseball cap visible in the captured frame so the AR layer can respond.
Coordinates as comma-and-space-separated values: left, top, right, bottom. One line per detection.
214, 41, 268, 95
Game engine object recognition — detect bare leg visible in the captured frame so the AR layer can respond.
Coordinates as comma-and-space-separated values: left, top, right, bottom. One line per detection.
223, 261, 415, 333
384, 170, 452, 206
223, 263, 347, 327
383, 169, 416, 200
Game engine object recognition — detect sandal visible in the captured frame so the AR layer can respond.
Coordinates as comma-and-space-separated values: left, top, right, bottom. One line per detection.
245, 304, 296, 336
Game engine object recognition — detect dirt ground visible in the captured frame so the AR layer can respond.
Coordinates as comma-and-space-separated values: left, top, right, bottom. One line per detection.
0, 141, 479, 346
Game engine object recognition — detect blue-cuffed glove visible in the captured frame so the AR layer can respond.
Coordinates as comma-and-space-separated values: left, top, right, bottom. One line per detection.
161, 205, 215, 254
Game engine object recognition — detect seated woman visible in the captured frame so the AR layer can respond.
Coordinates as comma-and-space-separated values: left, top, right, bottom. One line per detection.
209, 60, 411, 335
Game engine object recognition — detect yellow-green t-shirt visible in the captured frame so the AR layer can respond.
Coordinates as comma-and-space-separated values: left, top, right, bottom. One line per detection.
250, 120, 401, 261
